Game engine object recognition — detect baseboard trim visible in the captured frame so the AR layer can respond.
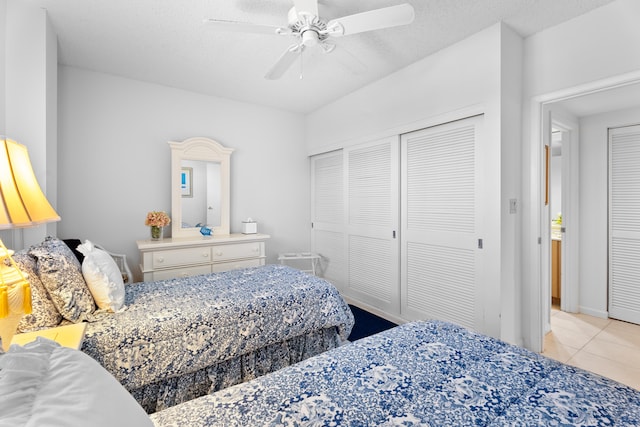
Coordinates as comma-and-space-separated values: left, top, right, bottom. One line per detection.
579, 306, 609, 319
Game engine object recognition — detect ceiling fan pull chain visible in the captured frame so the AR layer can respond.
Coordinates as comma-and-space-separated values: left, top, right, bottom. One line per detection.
299, 49, 304, 80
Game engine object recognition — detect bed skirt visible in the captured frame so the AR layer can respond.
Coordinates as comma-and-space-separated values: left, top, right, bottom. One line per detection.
130, 326, 343, 413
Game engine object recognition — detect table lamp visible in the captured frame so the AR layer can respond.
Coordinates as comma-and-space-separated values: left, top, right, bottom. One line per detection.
0, 137, 60, 350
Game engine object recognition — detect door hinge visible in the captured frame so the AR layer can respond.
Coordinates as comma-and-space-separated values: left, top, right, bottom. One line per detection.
311, 222, 314, 229
393, 230, 396, 239
478, 239, 483, 249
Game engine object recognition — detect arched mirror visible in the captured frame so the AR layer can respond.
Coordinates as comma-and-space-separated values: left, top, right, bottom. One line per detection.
169, 137, 233, 238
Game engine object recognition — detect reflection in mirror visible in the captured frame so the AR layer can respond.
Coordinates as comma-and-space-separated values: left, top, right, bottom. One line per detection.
169, 137, 233, 238
180, 160, 221, 228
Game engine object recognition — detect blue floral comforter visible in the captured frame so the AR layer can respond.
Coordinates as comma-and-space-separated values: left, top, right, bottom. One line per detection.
81, 264, 354, 392
150, 320, 640, 426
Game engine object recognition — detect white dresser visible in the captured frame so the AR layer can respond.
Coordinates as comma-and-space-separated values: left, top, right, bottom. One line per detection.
137, 234, 270, 282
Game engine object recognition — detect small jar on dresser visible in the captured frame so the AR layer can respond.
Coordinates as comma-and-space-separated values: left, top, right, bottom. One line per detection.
136, 233, 270, 282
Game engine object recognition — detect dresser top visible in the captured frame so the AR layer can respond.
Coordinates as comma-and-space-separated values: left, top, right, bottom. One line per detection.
136, 233, 270, 251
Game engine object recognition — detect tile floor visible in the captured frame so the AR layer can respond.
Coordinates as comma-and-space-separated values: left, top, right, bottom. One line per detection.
542, 307, 640, 390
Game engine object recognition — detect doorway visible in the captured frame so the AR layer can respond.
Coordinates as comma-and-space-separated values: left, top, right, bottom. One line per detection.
542, 113, 579, 338
527, 72, 640, 353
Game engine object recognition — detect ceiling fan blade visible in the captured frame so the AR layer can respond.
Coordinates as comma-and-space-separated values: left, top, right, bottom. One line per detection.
265, 44, 304, 80
293, 0, 319, 17
326, 4, 415, 37
332, 46, 367, 75
203, 18, 282, 35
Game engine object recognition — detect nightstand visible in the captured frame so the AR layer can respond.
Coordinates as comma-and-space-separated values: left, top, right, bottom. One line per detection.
11, 323, 87, 350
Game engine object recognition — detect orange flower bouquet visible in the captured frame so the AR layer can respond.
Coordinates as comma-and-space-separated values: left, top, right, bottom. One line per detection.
145, 211, 171, 240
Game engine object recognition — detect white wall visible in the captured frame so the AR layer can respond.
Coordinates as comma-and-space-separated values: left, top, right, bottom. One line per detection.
306, 24, 502, 154
0, 0, 6, 135
579, 106, 640, 317
524, 0, 640, 98
521, 0, 640, 350
305, 23, 523, 343
1, 0, 57, 248
45, 13, 58, 241
499, 25, 524, 345
58, 66, 309, 280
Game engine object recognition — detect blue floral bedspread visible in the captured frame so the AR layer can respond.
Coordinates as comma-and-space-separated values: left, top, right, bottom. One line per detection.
81, 264, 354, 392
150, 320, 640, 426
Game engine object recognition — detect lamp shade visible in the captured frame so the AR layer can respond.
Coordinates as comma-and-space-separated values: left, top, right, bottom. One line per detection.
0, 137, 58, 349
0, 138, 60, 228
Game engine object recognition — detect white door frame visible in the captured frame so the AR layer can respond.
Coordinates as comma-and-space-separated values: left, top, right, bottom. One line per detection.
525, 70, 640, 353
540, 105, 552, 335
552, 118, 579, 315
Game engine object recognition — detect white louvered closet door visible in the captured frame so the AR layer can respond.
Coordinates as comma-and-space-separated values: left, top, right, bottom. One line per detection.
311, 151, 346, 290
345, 137, 400, 313
609, 124, 640, 325
401, 116, 484, 331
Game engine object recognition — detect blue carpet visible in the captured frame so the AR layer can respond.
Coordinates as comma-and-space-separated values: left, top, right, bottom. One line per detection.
347, 304, 398, 341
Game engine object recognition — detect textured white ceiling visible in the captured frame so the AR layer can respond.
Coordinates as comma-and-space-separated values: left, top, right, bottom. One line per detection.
26, 0, 616, 114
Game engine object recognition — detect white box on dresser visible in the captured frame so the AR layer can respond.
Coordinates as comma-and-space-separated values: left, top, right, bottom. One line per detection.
136, 233, 270, 282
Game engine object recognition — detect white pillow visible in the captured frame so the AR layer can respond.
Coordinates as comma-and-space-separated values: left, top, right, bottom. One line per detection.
0, 338, 153, 426
76, 240, 125, 312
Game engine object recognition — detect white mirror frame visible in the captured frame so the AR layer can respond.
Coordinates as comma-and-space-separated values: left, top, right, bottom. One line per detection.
169, 137, 234, 238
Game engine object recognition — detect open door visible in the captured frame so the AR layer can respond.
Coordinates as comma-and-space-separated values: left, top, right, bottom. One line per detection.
541, 105, 580, 343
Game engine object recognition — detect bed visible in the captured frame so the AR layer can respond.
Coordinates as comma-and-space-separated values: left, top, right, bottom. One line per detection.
4, 321, 639, 426
12, 236, 354, 413
148, 320, 640, 426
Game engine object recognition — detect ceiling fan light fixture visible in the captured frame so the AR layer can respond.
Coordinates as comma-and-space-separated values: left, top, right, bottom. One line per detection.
301, 29, 319, 47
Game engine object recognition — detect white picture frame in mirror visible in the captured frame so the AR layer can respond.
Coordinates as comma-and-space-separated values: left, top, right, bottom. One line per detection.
169, 137, 234, 238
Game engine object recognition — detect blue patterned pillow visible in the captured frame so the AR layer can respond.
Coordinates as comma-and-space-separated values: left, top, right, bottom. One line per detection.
29, 236, 96, 322
10, 251, 63, 332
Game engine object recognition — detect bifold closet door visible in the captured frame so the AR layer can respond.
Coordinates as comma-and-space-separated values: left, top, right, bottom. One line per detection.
311, 150, 346, 289
609, 124, 640, 325
344, 137, 400, 313
401, 115, 484, 331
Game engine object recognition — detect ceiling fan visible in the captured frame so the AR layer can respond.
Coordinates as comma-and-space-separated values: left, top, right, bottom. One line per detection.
204, 1, 415, 80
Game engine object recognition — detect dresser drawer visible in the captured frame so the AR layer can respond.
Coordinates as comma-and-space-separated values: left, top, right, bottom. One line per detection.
152, 247, 211, 269
210, 258, 264, 273
137, 234, 270, 282
151, 265, 212, 281
211, 242, 263, 262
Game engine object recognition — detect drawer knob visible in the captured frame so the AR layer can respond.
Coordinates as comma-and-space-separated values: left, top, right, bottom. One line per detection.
202, 252, 209, 258
215, 250, 223, 256
157, 257, 164, 263
252, 246, 259, 252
